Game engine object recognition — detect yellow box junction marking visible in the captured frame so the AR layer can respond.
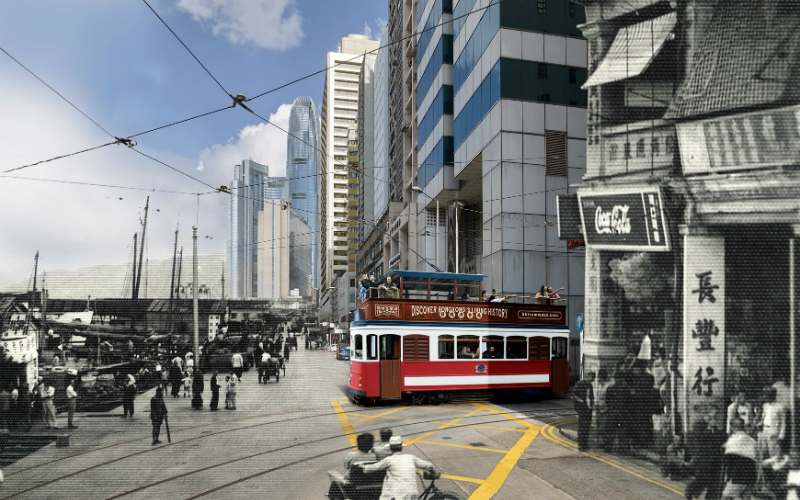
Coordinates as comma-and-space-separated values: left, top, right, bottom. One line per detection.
350, 406, 409, 425
330, 400, 357, 449
405, 407, 486, 445
417, 440, 508, 454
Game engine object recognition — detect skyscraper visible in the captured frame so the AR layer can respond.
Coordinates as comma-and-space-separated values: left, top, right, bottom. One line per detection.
227, 159, 288, 298
319, 34, 380, 322
286, 97, 321, 292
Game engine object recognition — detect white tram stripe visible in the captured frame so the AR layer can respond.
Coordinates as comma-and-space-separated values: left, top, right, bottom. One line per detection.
404, 374, 550, 387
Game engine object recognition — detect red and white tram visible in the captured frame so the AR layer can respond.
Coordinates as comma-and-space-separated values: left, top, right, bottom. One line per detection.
348, 271, 571, 405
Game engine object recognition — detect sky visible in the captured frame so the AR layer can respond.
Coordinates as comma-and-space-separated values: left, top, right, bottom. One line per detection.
0, 0, 388, 289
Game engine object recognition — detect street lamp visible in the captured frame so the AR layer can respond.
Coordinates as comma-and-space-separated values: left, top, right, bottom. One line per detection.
411, 186, 440, 271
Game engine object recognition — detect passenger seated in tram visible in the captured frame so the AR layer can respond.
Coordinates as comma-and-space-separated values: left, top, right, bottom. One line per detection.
482, 346, 501, 359
459, 346, 475, 358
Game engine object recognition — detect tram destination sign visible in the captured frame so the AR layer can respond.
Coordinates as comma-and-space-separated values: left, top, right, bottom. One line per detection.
362, 300, 566, 325
578, 188, 670, 251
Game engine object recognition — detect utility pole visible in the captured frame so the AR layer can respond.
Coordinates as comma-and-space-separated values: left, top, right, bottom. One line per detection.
221, 263, 225, 300
192, 226, 200, 366
134, 196, 149, 300
169, 226, 179, 332
176, 247, 183, 300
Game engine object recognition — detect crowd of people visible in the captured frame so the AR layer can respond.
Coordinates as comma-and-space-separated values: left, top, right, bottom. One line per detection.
0, 376, 79, 433
572, 359, 797, 500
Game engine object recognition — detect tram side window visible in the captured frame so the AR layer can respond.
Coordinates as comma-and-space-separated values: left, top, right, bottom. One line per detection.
353, 334, 363, 360
403, 335, 430, 361
366, 334, 378, 360
506, 336, 527, 359
457, 335, 479, 358
438, 335, 455, 359
481, 335, 504, 359
552, 337, 568, 359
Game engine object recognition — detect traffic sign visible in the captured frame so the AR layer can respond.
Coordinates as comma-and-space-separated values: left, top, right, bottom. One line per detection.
576, 313, 584, 331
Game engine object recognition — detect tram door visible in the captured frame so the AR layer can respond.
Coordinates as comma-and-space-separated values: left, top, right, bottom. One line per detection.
379, 334, 402, 399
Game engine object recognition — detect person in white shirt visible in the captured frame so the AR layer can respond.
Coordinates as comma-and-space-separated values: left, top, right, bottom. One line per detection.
759, 386, 786, 460
66, 380, 78, 429
362, 436, 436, 500
42, 382, 57, 430
231, 353, 244, 381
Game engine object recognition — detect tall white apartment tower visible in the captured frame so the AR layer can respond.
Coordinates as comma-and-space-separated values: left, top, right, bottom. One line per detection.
319, 34, 380, 321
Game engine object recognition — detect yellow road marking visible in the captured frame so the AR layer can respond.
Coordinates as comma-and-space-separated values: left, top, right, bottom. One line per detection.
417, 440, 507, 454
472, 402, 538, 430
540, 421, 685, 497
350, 406, 409, 424
469, 426, 539, 499
406, 407, 486, 445
330, 400, 357, 449
442, 474, 486, 485
348, 413, 449, 424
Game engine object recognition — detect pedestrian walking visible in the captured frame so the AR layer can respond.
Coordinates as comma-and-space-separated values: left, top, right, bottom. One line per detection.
66, 379, 78, 429
0, 385, 11, 431
571, 372, 595, 452
42, 381, 57, 429
231, 352, 244, 381
227, 373, 238, 410
150, 387, 167, 445
16, 383, 31, 432
33, 378, 44, 426
224, 375, 232, 409
9, 386, 18, 430
122, 374, 136, 418
191, 369, 204, 410
209, 371, 220, 411
721, 418, 756, 500
685, 420, 725, 500
283, 342, 291, 363
169, 360, 182, 398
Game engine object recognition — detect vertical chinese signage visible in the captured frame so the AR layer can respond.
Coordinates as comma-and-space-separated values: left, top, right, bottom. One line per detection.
684, 235, 725, 432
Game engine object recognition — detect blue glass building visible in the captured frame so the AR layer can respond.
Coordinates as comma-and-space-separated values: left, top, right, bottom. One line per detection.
286, 96, 321, 292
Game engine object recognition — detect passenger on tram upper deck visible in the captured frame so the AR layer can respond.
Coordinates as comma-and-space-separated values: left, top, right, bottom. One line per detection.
535, 285, 548, 305
547, 287, 564, 302
484, 289, 497, 302
460, 290, 473, 301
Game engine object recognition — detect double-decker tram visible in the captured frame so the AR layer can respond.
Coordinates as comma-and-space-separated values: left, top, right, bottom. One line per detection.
348, 271, 570, 405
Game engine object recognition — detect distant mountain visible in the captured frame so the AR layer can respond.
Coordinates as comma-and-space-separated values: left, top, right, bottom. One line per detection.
0, 254, 227, 299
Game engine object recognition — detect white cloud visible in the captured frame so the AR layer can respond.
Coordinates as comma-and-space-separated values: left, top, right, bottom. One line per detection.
196, 103, 293, 178
176, 0, 304, 50
361, 22, 373, 41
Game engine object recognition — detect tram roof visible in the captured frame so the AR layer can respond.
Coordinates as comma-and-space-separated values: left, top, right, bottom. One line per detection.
386, 270, 487, 281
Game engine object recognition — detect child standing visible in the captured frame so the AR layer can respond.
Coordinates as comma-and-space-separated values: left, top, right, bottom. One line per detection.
182, 368, 193, 398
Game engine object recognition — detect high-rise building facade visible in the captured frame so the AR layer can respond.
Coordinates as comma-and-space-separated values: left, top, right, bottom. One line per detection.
227, 160, 285, 298
257, 199, 291, 298
319, 34, 380, 321
357, 26, 391, 280
408, 0, 588, 340
286, 96, 321, 292
289, 210, 312, 297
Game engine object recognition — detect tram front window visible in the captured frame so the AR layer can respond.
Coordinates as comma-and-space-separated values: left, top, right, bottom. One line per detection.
457, 335, 479, 358
366, 334, 378, 360
552, 337, 567, 359
353, 334, 363, 360
438, 335, 454, 359
482, 335, 504, 359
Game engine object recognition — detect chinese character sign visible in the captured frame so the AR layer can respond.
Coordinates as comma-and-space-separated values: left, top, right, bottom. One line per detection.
684, 235, 725, 432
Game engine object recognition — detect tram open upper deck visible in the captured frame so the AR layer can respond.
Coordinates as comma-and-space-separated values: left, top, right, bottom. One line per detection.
348, 271, 570, 404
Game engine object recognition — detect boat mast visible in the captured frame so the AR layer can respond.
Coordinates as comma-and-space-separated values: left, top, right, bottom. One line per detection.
32, 250, 39, 293
133, 197, 149, 300
168, 226, 179, 331
132, 233, 138, 300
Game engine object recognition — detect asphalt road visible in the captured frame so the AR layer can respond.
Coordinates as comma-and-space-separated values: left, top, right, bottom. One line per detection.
0, 345, 686, 500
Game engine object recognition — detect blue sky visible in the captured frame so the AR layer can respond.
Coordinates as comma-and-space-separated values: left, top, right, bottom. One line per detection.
0, 0, 387, 286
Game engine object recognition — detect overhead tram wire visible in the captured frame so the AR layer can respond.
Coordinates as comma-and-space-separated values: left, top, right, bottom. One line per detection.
244, 0, 508, 103
0, 174, 210, 195
140, 0, 232, 100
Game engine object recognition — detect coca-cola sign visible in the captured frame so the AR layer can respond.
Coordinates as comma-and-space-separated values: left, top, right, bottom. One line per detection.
578, 189, 670, 251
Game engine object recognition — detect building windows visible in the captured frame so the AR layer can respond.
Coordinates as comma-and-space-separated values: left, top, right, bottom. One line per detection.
417, 35, 454, 108
537, 0, 546, 14
418, 85, 454, 150
538, 64, 548, 79
569, 2, 576, 19
454, 2, 500, 92
417, 136, 454, 188
569, 67, 577, 84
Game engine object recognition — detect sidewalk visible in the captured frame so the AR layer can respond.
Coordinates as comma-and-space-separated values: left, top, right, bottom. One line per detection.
556, 420, 690, 495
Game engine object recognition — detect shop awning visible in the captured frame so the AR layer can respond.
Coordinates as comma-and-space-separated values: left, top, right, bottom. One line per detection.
664, 1, 800, 120
583, 11, 677, 88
